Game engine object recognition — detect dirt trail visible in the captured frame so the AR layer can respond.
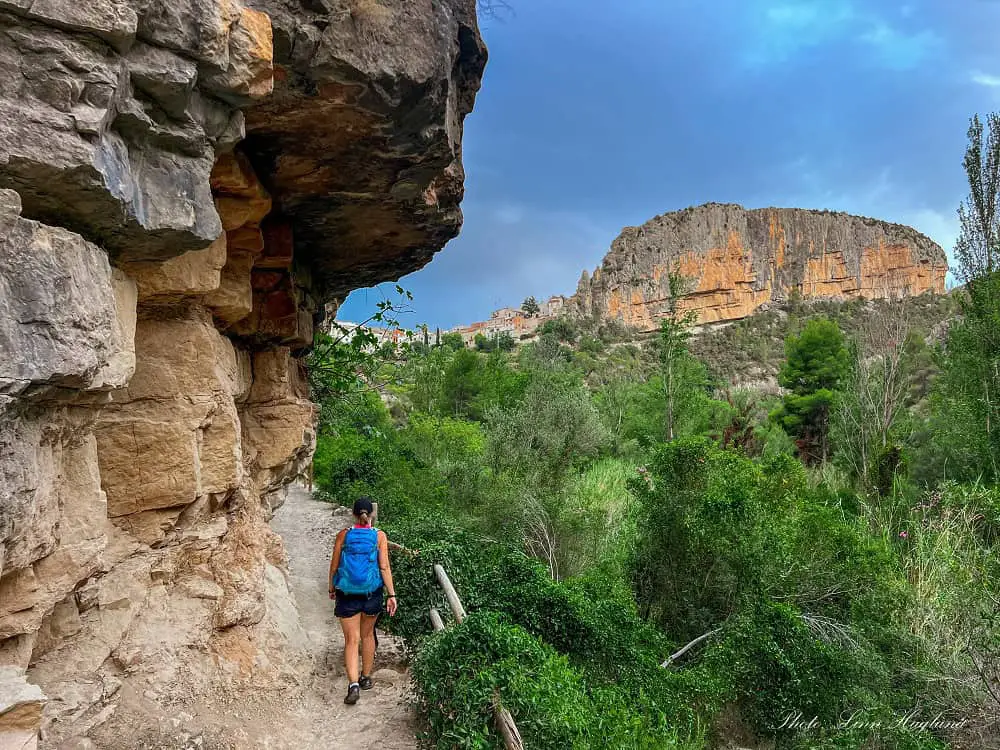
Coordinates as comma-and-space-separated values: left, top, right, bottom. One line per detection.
92, 485, 420, 749
262, 484, 419, 749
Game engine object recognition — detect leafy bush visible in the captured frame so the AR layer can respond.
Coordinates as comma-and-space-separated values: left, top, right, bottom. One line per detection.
440, 331, 466, 350
313, 432, 392, 504
389, 517, 715, 748
702, 600, 873, 732
771, 317, 849, 464
538, 316, 579, 343
412, 612, 707, 750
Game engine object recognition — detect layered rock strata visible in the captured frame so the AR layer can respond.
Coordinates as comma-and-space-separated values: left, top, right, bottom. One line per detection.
0, 1, 485, 747
572, 203, 948, 330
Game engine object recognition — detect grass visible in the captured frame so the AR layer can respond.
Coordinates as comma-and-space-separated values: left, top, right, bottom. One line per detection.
349, 0, 393, 44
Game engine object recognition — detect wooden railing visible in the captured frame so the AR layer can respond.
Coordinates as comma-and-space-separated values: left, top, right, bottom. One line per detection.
430, 564, 525, 750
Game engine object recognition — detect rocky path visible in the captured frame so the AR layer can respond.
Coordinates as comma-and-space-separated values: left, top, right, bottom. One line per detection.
91, 486, 420, 750
264, 485, 419, 749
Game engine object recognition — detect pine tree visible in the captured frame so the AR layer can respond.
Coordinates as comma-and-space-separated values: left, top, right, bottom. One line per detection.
772, 317, 849, 464
658, 271, 697, 440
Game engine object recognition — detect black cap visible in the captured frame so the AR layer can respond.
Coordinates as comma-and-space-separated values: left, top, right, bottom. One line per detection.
353, 497, 374, 516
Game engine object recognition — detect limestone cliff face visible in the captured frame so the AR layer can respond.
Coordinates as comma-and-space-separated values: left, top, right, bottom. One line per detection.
0, 1, 484, 746
572, 203, 948, 330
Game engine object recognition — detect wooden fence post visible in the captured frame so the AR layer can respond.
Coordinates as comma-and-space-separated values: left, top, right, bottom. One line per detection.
433, 564, 466, 624
430, 565, 523, 750
494, 690, 525, 750
429, 608, 445, 632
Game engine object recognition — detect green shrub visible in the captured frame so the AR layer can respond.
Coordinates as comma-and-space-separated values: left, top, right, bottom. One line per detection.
312, 432, 391, 504
384, 514, 718, 745
703, 600, 865, 730
412, 612, 707, 750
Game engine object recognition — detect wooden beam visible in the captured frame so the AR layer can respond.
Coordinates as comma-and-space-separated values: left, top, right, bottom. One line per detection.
493, 690, 525, 750
433, 564, 466, 624
430, 568, 524, 749
660, 627, 721, 668
429, 608, 445, 632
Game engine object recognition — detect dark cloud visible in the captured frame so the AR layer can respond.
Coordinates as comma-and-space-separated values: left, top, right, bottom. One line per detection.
339, 0, 1000, 329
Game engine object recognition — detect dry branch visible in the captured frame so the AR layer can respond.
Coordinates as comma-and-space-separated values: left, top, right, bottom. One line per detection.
660, 628, 721, 668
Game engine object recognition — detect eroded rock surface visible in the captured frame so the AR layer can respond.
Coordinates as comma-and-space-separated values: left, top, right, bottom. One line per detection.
572, 203, 948, 330
0, 1, 484, 746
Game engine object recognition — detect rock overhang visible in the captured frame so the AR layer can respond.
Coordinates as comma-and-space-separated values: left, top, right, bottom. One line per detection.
0, 0, 486, 305
240, 0, 487, 300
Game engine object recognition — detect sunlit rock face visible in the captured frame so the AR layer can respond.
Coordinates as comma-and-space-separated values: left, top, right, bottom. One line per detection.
0, 1, 485, 745
572, 203, 948, 330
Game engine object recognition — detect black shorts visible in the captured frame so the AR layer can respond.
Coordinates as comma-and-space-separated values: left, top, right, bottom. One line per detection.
334, 588, 383, 618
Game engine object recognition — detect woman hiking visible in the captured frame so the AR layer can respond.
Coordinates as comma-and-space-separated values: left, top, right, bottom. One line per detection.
328, 496, 398, 705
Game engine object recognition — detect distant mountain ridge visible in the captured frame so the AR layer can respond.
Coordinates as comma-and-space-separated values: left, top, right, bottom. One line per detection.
569, 203, 948, 330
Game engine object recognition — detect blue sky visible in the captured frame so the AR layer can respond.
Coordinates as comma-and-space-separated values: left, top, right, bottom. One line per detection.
338, 0, 1000, 331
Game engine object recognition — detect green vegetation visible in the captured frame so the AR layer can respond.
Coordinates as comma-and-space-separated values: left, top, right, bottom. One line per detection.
521, 295, 540, 317
307, 116, 1000, 748
770, 317, 849, 464
687, 293, 959, 387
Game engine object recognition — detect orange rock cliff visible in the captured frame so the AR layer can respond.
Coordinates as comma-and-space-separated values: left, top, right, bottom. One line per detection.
571, 203, 948, 330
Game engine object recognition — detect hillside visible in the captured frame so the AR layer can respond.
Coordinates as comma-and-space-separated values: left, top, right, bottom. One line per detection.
686, 291, 960, 389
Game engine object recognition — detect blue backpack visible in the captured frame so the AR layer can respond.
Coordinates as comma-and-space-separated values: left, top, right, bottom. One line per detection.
334, 527, 383, 595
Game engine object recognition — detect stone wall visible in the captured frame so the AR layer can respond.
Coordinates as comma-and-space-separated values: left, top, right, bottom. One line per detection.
0, 1, 485, 746
572, 203, 949, 330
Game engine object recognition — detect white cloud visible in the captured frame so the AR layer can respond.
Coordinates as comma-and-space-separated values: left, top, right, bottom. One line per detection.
765, 1, 854, 28
859, 23, 941, 70
897, 207, 959, 257
744, 1, 941, 72
745, 0, 856, 65
971, 71, 1000, 88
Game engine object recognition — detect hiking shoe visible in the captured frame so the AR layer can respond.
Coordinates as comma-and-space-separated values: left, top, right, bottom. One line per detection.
344, 684, 360, 705
359, 675, 373, 690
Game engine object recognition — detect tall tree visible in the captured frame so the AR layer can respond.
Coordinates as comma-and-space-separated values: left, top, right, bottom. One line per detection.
521, 296, 540, 317
484, 371, 607, 578
658, 270, 697, 440
955, 113, 1000, 283
440, 348, 482, 417
831, 300, 914, 492
926, 113, 1000, 480
772, 317, 849, 464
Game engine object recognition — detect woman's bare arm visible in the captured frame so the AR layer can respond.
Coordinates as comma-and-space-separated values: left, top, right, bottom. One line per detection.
377, 530, 395, 596
328, 529, 346, 595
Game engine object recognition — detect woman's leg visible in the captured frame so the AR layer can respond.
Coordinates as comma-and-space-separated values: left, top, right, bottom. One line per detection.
340, 613, 362, 684
360, 613, 378, 678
